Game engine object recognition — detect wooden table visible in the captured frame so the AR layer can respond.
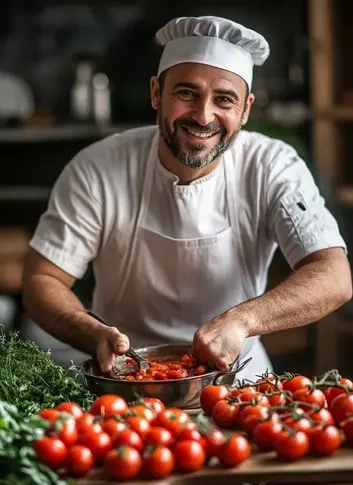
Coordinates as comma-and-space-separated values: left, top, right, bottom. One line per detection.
77, 446, 353, 485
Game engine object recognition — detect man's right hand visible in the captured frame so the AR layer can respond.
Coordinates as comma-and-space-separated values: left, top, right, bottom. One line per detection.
96, 326, 130, 372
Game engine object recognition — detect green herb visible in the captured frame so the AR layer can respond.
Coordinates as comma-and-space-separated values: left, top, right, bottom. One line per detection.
0, 328, 94, 417
0, 400, 73, 485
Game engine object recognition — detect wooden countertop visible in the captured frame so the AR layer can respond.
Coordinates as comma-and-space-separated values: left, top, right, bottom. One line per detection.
76, 445, 353, 485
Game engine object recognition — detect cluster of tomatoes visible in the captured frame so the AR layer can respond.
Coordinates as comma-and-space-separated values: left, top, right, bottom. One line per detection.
200, 371, 353, 461
31, 370, 353, 482
32, 394, 241, 481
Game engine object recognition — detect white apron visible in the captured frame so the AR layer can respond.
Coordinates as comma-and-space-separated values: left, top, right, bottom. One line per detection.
108, 132, 272, 381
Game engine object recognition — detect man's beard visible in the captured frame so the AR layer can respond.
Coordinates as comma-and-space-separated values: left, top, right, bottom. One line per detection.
157, 112, 242, 169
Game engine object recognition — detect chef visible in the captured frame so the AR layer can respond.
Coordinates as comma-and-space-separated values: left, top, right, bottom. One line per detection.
22, 16, 351, 380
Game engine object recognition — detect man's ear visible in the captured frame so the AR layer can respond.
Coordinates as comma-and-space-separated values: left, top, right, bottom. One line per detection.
150, 76, 161, 111
241, 92, 255, 126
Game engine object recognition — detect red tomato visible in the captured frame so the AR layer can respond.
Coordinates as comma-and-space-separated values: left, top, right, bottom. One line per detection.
33, 437, 68, 470
238, 391, 269, 408
142, 398, 165, 416
330, 393, 353, 425
239, 405, 273, 435
229, 386, 257, 398
217, 433, 251, 467
125, 416, 150, 440
292, 388, 326, 408
325, 378, 353, 408
104, 446, 142, 480
282, 415, 312, 433
274, 430, 309, 460
146, 427, 174, 447
267, 392, 286, 407
102, 417, 127, 438
211, 399, 240, 428
155, 408, 190, 435
79, 430, 112, 462
201, 428, 226, 457
253, 420, 283, 451
307, 407, 334, 426
49, 416, 78, 448
128, 405, 155, 423
309, 425, 341, 455
113, 428, 144, 452
200, 385, 229, 415
177, 428, 206, 450
342, 417, 353, 442
89, 395, 128, 418
56, 402, 83, 421
143, 446, 175, 478
256, 374, 284, 394
66, 445, 94, 476
39, 409, 61, 422
173, 440, 206, 472
282, 375, 313, 394
77, 414, 102, 436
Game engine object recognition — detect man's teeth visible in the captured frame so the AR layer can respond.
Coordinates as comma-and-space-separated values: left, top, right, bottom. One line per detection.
186, 128, 216, 139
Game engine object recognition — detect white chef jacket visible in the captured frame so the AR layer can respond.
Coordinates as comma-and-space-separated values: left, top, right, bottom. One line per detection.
29, 126, 347, 371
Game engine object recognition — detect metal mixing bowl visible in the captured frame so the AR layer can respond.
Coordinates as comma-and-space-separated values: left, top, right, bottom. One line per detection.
81, 343, 252, 410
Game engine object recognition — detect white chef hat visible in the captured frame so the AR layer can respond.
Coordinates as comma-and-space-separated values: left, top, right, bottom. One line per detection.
155, 16, 270, 90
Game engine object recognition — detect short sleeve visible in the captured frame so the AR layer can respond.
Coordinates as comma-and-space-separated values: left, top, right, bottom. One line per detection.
266, 143, 347, 269
29, 154, 102, 279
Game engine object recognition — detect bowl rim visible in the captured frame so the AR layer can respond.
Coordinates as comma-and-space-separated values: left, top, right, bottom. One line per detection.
81, 342, 220, 384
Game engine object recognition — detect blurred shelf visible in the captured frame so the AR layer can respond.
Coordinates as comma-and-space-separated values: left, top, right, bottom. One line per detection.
0, 123, 141, 143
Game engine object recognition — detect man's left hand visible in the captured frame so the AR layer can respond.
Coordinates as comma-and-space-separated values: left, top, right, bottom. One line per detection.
191, 312, 248, 371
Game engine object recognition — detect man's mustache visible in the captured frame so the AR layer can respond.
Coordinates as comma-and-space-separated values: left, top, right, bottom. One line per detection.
174, 119, 226, 135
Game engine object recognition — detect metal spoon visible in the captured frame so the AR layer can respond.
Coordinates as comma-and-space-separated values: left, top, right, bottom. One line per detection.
85, 309, 150, 374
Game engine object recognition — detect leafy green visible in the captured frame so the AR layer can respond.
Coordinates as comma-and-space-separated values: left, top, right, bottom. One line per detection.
0, 328, 94, 417
0, 400, 73, 485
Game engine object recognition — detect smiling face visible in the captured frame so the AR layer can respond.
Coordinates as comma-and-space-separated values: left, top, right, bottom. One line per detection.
150, 63, 255, 171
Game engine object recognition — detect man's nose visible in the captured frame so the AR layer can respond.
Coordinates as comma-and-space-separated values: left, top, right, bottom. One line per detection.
191, 99, 216, 127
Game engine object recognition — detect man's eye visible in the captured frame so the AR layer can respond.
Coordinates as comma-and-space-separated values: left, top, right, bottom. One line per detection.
178, 90, 195, 98
216, 96, 233, 105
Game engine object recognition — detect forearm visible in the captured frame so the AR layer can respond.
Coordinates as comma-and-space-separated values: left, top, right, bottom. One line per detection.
23, 274, 103, 355
229, 251, 352, 337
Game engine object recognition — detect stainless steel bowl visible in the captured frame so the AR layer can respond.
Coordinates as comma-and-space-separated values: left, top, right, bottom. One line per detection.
81, 343, 252, 410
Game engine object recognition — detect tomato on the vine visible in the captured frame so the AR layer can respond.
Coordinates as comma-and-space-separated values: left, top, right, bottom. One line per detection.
173, 440, 206, 472
102, 417, 127, 439
143, 446, 175, 478
211, 399, 240, 428
308, 425, 341, 455
329, 393, 353, 425
253, 420, 283, 451
113, 428, 144, 452
342, 417, 353, 442
229, 385, 257, 398
127, 405, 155, 423
281, 414, 312, 433
125, 415, 150, 440
76, 413, 102, 435
282, 375, 313, 394
325, 378, 353, 408
239, 391, 269, 408
200, 385, 229, 415
66, 445, 94, 477
145, 426, 173, 447
142, 397, 165, 416
307, 407, 334, 426
291, 388, 326, 408
274, 430, 309, 461
256, 374, 283, 394
201, 428, 226, 457
33, 436, 68, 470
104, 446, 142, 480
39, 409, 61, 422
49, 415, 78, 448
154, 408, 190, 435
56, 402, 83, 421
78, 430, 112, 462
239, 405, 273, 435
217, 433, 251, 467
89, 395, 128, 418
